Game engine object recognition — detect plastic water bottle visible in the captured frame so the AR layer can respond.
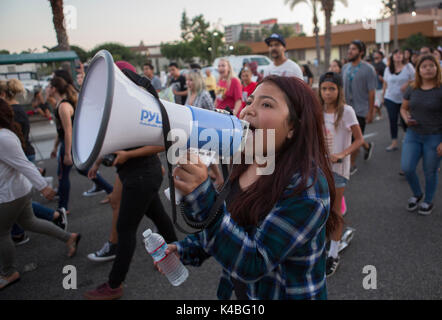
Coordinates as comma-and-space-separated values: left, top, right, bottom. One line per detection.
142, 229, 188, 286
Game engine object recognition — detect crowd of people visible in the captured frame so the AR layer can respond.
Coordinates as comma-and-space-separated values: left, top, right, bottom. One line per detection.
0, 33, 441, 300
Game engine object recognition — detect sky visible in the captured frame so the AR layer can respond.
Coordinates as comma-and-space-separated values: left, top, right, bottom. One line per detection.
0, 0, 384, 53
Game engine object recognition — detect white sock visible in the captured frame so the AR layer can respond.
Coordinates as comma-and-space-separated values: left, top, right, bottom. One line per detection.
328, 240, 339, 258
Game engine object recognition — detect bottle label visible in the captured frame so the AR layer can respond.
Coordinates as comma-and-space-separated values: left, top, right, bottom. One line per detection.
149, 241, 167, 262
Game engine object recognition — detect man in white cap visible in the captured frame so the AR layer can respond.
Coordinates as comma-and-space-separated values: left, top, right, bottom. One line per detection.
263, 33, 303, 80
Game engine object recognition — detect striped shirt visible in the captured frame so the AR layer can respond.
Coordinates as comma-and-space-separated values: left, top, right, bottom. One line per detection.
175, 169, 330, 300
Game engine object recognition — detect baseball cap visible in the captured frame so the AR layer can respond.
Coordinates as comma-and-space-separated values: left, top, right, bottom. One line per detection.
319, 72, 343, 87
265, 34, 286, 47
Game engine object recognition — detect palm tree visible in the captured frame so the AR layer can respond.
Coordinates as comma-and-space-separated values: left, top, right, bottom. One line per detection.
321, 0, 348, 70
285, 0, 321, 69
48, 0, 70, 51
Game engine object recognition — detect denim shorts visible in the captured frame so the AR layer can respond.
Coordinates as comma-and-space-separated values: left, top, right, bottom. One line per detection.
333, 172, 348, 188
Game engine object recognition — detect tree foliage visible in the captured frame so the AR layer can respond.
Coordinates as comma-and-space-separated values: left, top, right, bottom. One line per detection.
161, 11, 226, 65
382, 0, 416, 15
70, 45, 88, 62
402, 33, 431, 51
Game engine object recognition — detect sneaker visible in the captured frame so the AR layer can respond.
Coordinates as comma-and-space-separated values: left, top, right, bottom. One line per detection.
407, 194, 423, 212
12, 233, 30, 246
87, 241, 117, 262
84, 282, 123, 300
350, 165, 358, 176
385, 145, 398, 152
326, 256, 340, 277
53, 207, 68, 231
364, 142, 374, 161
418, 202, 433, 215
82, 185, 105, 197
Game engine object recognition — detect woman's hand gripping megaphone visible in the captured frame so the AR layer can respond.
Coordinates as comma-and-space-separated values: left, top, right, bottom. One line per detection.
173, 150, 209, 197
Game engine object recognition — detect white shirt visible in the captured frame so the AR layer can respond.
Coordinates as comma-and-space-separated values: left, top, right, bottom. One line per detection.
384, 63, 415, 104
0, 128, 47, 203
264, 59, 303, 80
324, 105, 359, 180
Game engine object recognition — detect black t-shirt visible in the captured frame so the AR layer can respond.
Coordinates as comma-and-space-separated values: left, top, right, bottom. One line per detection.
170, 75, 187, 105
403, 86, 442, 135
12, 104, 35, 157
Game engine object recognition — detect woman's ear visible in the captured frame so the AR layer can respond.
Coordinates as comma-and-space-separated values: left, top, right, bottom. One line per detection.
287, 128, 294, 139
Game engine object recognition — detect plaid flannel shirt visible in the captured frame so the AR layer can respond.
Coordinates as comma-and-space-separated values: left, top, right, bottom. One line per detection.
175, 170, 330, 300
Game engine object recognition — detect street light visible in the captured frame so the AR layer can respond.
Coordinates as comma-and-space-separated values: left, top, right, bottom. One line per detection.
211, 31, 219, 63
411, 11, 416, 17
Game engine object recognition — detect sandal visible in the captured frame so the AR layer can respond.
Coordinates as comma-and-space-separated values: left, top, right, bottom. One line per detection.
68, 233, 82, 258
0, 272, 20, 291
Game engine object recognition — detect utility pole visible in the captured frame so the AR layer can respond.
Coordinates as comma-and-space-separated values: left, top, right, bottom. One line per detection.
394, 0, 399, 50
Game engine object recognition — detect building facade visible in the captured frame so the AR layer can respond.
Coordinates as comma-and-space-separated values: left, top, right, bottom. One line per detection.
247, 9, 442, 66
224, 19, 303, 43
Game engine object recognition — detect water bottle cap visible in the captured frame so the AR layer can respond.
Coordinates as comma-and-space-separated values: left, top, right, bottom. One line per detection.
142, 229, 152, 238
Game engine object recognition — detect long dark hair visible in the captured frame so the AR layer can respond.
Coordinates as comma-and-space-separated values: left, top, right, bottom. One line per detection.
388, 49, 404, 74
302, 64, 314, 79
228, 75, 341, 237
50, 76, 78, 108
0, 98, 25, 150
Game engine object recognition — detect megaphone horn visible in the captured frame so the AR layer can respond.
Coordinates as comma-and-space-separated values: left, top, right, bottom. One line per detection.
72, 50, 248, 171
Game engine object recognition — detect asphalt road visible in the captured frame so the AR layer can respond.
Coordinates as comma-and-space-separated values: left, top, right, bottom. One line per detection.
1, 115, 441, 300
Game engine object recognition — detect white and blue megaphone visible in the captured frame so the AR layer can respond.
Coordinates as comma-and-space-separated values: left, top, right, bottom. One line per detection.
72, 50, 249, 172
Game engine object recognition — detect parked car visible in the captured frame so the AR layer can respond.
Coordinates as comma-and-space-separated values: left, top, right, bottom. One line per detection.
212, 55, 272, 76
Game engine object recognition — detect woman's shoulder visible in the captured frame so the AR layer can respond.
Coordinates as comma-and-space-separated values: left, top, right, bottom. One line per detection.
58, 100, 74, 111
0, 128, 14, 137
231, 77, 241, 85
285, 169, 330, 203
343, 104, 357, 116
0, 128, 19, 145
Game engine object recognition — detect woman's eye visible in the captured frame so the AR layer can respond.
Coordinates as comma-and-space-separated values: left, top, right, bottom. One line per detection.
263, 102, 271, 108
246, 100, 252, 105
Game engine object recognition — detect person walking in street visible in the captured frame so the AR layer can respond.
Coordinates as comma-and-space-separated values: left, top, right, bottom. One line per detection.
239, 66, 257, 116
0, 98, 81, 291
372, 51, 386, 121
143, 62, 162, 93
204, 68, 217, 101
215, 58, 242, 116
52, 69, 114, 201
263, 33, 303, 79
185, 69, 214, 110
168, 62, 187, 105
319, 72, 364, 277
49, 76, 77, 212
157, 76, 342, 300
382, 49, 415, 151
342, 40, 376, 175
84, 61, 178, 300
400, 55, 442, 215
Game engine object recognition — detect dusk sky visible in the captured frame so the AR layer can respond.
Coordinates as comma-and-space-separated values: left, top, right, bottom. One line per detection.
1, 0, 384, 53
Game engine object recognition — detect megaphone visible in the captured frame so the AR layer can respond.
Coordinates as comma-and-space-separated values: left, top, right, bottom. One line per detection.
72, 50, 248, 171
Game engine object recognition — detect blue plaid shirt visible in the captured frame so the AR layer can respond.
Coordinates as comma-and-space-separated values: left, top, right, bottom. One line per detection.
175, 170, 330, 300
